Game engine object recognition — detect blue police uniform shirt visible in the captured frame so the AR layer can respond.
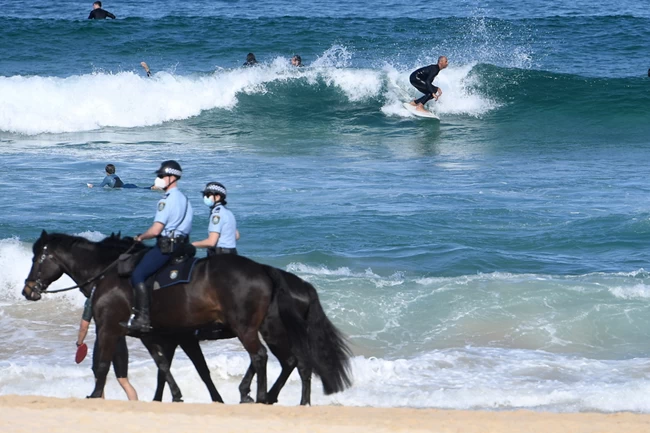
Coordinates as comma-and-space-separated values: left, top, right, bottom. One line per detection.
208, 204, 237, 248
154, 188, 193, 237
99, 174, 124, 188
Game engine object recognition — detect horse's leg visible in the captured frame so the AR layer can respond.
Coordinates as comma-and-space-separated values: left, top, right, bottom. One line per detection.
179, 338, 224, 403
89, 327, 119, 398
266, 345, 297, 405
153, 341, 177, 402
238, 364, 256, 404
140, 336, 184, 402
296, 362, 313, 406
238, 330, 268, 404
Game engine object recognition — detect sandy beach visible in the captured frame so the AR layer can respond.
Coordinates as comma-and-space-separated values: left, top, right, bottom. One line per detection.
1, 395, 650, 433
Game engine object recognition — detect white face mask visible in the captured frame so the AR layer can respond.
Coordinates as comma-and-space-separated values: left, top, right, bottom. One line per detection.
154, 177, 168, 189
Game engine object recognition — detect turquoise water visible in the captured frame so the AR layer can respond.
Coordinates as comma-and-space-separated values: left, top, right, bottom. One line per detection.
2, 0, 650, 411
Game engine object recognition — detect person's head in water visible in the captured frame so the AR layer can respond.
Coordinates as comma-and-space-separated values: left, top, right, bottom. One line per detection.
244, 53, 257, 66
105, 164, 116, 175
93, 1, 102, 9
291, 55, 302, 67
437, 56, 449, 70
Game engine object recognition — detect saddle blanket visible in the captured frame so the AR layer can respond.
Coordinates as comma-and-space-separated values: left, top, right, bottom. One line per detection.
148, 258, 199, 290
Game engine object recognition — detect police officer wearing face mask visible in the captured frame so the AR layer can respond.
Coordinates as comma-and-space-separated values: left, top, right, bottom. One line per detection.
122, 160, 193, 334
192, 182, 239, 256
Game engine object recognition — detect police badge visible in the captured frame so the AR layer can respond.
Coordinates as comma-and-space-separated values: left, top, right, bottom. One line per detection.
212, 215, 221, 224
170, 270, 179, 280
158, 202, 166, 211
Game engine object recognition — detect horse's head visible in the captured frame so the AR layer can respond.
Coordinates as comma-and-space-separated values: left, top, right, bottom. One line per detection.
22, 230, 64, 301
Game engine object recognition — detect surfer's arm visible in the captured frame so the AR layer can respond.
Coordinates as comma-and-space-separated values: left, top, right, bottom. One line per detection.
107, 11, 116, 19
135, 222, 164, 241
140, 62, 151, 77
192, 232, 220, 249
88, 11, 94, 19
96, 176, 113, 188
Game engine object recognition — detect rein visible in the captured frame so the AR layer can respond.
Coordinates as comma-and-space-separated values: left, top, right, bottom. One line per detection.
32, 242, 138, 295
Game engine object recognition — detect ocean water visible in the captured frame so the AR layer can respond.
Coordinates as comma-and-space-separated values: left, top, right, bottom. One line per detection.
2, 0, 650, 411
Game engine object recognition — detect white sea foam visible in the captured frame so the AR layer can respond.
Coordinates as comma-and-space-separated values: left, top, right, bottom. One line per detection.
2, 343, 650, 412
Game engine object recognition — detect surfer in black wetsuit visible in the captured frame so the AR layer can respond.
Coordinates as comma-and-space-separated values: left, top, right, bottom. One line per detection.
88, 1, 115, 19
409, 56, 448, 113
243, 53, 258, 67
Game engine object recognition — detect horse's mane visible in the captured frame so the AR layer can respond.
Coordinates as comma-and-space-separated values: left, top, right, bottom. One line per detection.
42, 232, 146, 257
42, 232, 95, 251
98, 232, 148, 253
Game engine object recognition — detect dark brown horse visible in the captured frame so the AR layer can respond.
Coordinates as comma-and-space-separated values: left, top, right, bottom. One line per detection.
22, 231, 352, 403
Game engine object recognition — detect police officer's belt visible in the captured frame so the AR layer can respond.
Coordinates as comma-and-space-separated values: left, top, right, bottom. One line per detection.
157, 235, 189, 254
208, 246, 238, 256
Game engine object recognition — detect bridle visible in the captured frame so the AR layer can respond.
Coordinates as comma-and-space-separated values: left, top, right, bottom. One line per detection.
24, 244, 55, 295
24, 242, 137, 296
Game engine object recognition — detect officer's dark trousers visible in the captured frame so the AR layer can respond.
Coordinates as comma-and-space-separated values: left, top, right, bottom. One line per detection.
131, 245, 171, 286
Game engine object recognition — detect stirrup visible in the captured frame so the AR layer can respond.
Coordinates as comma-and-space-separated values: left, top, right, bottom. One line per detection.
120, 314, 152, 334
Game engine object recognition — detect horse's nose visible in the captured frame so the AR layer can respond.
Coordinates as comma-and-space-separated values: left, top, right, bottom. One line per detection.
22, 286, 41, 301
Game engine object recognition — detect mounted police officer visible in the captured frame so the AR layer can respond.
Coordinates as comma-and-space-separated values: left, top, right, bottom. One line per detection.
123, 160, 193, 334
192, 182, 239, 256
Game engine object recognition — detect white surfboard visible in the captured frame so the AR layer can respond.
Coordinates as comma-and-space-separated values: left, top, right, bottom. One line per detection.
403, 102, 439, 119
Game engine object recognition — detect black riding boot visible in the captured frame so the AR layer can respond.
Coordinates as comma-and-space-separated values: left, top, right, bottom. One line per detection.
123, 283, 152, 334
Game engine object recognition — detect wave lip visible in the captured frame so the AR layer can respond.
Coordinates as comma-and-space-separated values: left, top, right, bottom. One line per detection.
0, 50, 498, 135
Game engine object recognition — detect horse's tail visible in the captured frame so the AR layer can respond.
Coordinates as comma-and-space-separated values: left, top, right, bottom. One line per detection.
301, 280, 353, 394
264, 265, 353, 395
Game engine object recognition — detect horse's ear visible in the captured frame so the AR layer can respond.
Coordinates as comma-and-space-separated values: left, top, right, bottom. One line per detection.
117, 231, 122, 238
41, 230, 48, 239
109, 232, 116, 238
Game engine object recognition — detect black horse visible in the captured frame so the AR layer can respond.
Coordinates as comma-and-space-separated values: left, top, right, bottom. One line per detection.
22, 231, 352, 403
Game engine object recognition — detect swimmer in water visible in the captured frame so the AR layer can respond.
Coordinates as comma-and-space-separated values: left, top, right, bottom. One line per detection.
243, 53, 258, 67
291, 55, 303, 67
88, 1, 115, 19
87, 164, 138, 189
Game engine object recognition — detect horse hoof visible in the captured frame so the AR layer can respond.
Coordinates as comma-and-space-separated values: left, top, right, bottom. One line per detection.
240, 396, 254, 404
172, 398, 184, 403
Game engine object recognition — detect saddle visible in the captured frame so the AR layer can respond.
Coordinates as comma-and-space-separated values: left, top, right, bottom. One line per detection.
117, 244, 199, 290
